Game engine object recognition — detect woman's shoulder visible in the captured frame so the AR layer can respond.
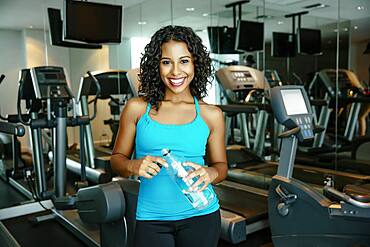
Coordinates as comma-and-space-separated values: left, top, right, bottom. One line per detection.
198, 100, 223, 127
123, 97, 148, 121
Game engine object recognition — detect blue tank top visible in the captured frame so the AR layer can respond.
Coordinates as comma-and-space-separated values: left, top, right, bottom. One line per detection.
135, 96, 220, 220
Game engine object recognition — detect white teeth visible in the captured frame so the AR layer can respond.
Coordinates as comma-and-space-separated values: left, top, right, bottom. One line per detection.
169, 78, 184, 85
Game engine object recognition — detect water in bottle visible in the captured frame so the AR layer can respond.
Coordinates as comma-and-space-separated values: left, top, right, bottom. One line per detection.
161, 148, 215, 210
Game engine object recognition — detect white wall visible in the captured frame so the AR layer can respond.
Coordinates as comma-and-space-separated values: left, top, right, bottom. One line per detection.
0, 29, 26, 115
109, 38, 131, 70
0, 29, 27, 148
23, 29, 70, 71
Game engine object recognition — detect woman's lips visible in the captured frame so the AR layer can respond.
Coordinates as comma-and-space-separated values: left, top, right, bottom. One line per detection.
169, 77, 185, 87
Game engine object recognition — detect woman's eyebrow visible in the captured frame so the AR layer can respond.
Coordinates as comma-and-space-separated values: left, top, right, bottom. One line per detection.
179, 55, 191, 59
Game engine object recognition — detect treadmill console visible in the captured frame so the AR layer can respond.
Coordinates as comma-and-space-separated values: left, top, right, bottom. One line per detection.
216, 65, 267, 91
77, 70, 133, 101
20, 66, 73, 100
271, 86, 314, 142
315, 69, 363, 98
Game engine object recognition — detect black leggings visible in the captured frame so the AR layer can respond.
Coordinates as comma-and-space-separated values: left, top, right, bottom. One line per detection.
134, 210, 221, 247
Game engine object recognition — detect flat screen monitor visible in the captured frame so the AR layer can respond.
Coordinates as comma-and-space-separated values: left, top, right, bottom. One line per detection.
63, 0, 122, 44
235, 20, 264, 52
207, 26, 241, 54
271, 32, 296, 58
281, 89, 308, 115
297, 28, 322, 55
47, 8, 101, 49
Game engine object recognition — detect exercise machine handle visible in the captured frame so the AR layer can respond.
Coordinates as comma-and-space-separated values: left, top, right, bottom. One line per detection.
86, 71, 101, 121
0, 121, 25, 137
0, 74, 5, 85
324, 186, 370, 209
279, 126, 300, 138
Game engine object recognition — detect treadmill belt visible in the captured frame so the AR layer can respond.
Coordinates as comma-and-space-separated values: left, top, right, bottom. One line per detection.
3, 211, 86, 247
0, 178, 28, 209
214, 184, 267, 223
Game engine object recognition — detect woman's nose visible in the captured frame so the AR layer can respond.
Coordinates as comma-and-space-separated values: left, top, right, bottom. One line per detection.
171, 63, 181, 76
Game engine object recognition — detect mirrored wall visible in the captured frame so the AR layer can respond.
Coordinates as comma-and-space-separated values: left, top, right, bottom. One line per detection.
0, 0, 369, 169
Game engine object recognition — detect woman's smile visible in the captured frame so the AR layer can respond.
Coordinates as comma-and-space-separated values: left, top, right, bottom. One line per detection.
168, 77, 186, 87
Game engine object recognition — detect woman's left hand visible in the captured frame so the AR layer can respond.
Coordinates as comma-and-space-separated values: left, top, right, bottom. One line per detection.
183, 162, 219, 192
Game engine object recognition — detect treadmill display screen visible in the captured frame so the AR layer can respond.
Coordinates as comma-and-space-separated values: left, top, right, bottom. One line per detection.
281, 89, 308, 115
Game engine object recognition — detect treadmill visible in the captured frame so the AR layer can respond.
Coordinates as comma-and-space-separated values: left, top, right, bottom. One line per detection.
0, 123, 134, 247
215, 66, 370, 191
296, 69, 370, 174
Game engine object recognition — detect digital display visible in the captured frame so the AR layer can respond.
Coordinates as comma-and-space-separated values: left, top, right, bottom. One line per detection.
281, 89, 308, 115
45, 73, 58, 80
64, 0, 122, 43
207, 26, 241, 54
297, 28, 322, 55
272, 32, 296, 58
235, 20, 264, 52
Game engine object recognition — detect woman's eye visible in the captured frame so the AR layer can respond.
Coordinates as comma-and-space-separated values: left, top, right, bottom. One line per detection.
161, 60, 170, 65
180, 59, 189, 64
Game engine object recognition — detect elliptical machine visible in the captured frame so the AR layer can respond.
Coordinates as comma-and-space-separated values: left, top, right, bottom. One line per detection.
268, 85, 370, 246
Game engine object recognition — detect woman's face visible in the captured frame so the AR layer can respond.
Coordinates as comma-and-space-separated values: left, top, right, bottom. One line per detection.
159, 40, 195, 96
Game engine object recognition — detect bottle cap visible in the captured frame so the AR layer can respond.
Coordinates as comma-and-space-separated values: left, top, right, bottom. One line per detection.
161, 148, 170, 156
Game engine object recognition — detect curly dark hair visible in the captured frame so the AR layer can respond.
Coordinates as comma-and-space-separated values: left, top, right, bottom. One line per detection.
139, 25, 213, 109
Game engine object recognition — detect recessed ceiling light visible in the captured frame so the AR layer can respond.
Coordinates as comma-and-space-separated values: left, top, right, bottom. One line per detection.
138, 21, 147, 25
354, 26, 358, 30
202, 13, 209, 17
357, 6, 365, 10
343, 28, 348, 32
29, 25, 33, 29
186, 7, 195, 11
278, 21, 284, 25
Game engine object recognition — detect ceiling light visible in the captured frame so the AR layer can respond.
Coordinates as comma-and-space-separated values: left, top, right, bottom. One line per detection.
138, 21, 147, 25
343, 28, 348, 32
29, 25, 33, 29
357, 6, 365, 10
186, 7, 195, 11
202, 13, 209, 17
278, 21, 284, 25
354, 26, 358, 30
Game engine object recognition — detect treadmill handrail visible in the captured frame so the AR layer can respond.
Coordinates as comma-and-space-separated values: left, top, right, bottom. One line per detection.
324, 186, 370, 209
0, 121, 25, 137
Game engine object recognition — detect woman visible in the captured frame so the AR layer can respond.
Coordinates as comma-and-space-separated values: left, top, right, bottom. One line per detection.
111, 25, 227, 247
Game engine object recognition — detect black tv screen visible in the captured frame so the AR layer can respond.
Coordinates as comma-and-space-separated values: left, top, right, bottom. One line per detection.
272, 32, 296, 58
207, 26, 241, 54
235, 20, 264, 52
47, 8, 101, 49
63, 0, 122, 44
297, 28, 322, 55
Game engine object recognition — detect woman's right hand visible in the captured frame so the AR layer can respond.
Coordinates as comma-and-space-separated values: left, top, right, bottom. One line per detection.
133, 156, 168, 179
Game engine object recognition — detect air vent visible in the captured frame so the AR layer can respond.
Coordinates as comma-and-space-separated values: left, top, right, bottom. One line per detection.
210, 9, 250, 19
303, 3, 329, 9
265, 0, 307, 5
255, 15, 273, 20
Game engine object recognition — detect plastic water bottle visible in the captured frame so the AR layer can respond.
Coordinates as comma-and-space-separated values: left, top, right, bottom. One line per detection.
161, 148, 215, 210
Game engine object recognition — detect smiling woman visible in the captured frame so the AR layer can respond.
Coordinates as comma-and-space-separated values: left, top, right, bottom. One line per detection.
138, 25, 212, 110
110, 25, 227, 247
159, 40, 195, 95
